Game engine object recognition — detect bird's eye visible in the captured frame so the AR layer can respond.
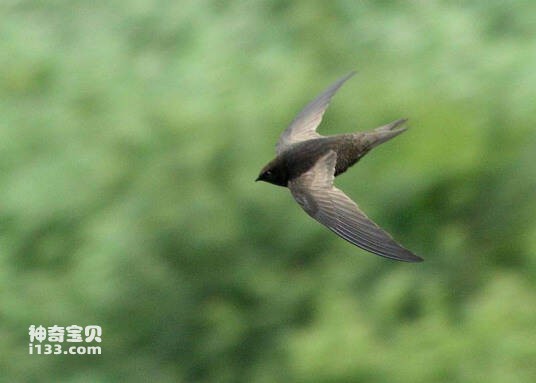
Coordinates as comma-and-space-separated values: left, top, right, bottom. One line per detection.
265, 170, 272, 176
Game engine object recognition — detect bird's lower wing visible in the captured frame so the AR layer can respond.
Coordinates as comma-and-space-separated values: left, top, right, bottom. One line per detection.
288, 151, 422, 262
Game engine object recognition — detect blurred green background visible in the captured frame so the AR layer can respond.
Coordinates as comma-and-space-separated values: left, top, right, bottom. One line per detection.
1, 0, 535, 382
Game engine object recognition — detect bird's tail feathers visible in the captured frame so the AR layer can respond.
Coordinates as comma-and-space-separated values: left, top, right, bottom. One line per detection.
362, 118, 408, 149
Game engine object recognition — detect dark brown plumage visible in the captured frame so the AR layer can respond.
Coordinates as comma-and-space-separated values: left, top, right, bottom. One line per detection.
256, 72, 422, 262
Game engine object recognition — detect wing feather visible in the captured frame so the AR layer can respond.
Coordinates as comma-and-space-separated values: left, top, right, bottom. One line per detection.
288, 151, 422, 262
276, 72, 356, 154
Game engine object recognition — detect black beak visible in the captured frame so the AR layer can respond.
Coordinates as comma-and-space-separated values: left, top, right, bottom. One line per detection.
255, 176, 261, 182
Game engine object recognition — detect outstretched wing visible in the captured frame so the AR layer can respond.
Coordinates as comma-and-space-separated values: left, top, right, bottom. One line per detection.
276, 71, 356, 155
288, 150, 422, 262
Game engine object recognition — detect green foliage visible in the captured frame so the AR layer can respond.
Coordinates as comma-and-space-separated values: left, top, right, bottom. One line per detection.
1, 1, 535, 382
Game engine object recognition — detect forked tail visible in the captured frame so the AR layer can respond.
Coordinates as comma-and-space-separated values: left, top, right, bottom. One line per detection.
362, 118, 408, 150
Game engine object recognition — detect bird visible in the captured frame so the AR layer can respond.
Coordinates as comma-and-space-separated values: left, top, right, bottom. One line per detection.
256, 72, 422, 262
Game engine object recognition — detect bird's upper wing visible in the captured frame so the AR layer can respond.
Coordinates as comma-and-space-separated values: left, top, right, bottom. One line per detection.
276, 71, 356, 155
288, 150, 422, 262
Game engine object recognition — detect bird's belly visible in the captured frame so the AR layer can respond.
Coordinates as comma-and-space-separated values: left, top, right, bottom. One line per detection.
332, 140, 363, 176
334, 150, 361, 176
284, 136, 363, 181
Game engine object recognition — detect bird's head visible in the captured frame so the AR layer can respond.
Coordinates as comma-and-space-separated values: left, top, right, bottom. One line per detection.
256, 159, 287, 187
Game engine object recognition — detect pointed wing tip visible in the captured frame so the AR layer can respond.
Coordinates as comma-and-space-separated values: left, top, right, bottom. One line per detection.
406, 255, 424, 263
329, 71, 357, 92
332, 71, 357, 88
340, 70, 357, 83
276, 71, 358, 154
395, 251, 424, 263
